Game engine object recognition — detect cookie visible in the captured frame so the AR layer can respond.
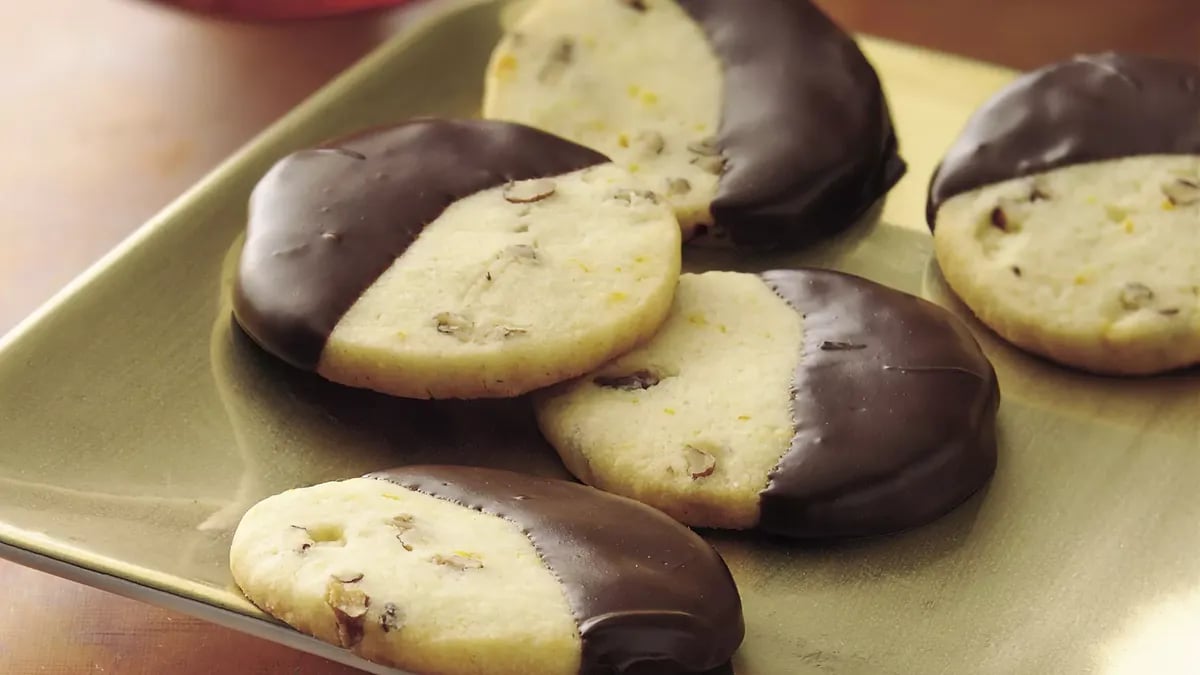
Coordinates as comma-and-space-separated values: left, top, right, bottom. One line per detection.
928, 53, 1200, 375
534, 270, 999, 537
483, 0, 905, 248
230, 465, 744, 675
234, 119, 682, 399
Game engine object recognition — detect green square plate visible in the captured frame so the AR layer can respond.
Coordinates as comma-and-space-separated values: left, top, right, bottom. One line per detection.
2, 1, 1197, 672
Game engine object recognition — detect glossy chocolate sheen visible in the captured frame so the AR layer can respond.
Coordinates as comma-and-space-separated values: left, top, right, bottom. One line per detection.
233, 119, 607, 368
758, 270, 999, 538
368, 466, 744, 675
678, 0, 905, 249
927, 52, 1200, 226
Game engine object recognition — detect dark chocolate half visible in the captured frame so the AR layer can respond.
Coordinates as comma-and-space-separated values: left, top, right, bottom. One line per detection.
927, 52, 1200, 226
368, 465, 744, 675
677, 0, 906, 249
758, 270, 999, 538
233, 119, 607, 369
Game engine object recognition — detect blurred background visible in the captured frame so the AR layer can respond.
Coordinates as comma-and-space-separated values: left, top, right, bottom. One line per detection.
0, 0, 1197, 672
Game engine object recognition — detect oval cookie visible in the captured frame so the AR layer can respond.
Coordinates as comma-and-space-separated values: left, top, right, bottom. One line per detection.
534, 270, 999, 538
483, 0, 905, 248
234, 119, 682, 399
928, 53, 1200, 374
230, 465, 744, 675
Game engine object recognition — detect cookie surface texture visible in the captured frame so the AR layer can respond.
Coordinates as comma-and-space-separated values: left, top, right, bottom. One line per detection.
229, 466, 744, 675
928, 53, 1200, 374
483, 0, 904, 248
534, 270, 999, 537
934, 156, 1200, 374
233, 119, 682, 399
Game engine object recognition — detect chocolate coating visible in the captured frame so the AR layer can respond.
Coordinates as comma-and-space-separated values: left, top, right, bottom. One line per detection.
678, 0, 905, 248
758, 270, 999, 538
927, 52, 1200, 226
233, 119, 607, 368
368, 465, 744, 675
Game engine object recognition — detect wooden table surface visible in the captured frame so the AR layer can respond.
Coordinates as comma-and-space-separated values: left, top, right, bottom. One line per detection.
2, 1, 1196, 672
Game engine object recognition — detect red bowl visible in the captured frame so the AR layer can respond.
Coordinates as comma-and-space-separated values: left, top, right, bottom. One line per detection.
149, 0, 412, 20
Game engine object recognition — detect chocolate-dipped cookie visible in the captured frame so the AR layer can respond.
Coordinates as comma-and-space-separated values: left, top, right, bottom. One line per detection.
233, 119, 682, 399
483, 0, 905, 249
229, 465, 744, 675
928, 53, 1200, 375
534, 270, 999, 538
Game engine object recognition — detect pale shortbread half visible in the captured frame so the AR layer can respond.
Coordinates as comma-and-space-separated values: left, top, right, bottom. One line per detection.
483, 0, 723, 239
230, 477, 581, 675
934, 155, 1200, 375
318, 163, 681, 399
534, 272, 800, 529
